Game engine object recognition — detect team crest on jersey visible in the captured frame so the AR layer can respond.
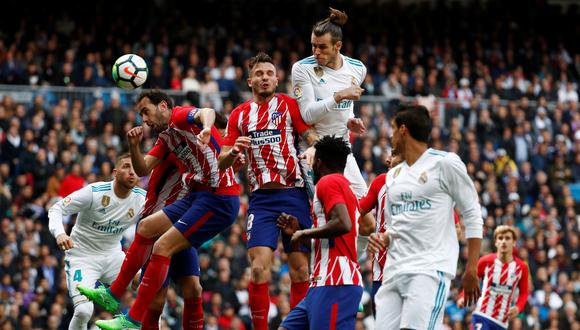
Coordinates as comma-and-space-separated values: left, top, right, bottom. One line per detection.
63, 196, 72, 206
128, 208, 135, 218
101, 195, 110, 207
351, 76, 358, 85
293, 86, 302, 98
271, 112, 283, 126
418, 171, 428, 184
314, 66, 324, 77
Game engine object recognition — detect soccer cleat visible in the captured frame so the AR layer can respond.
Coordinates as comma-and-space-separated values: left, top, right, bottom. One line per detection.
95, 314, 140, 330
77, 284, 120, 313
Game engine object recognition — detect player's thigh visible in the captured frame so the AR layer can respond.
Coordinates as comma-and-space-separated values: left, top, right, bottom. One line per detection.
374, 280, 403, 330
308, 286, 362, 330
172, 191, 239, 248
400, 271, 450, 330
344, 154, 367, 198
279, 297, 309, 330
246, 191, 282, 251
99, 250, 126, 285
138, 209, 174, 239
64, 256, 101, 305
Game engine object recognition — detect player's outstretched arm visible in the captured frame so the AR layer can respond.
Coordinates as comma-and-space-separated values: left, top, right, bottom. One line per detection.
193, 107, 216, 145
48, 186, 93, 250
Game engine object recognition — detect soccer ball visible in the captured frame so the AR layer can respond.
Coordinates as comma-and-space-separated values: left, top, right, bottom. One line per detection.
112, 54, 148, 90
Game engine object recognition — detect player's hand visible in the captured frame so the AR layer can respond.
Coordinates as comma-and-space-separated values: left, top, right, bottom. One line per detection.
290, 230, 308, 250
299, 146, 316, 167
232, 154, 246, 172
56, 234, 74, 251
508, 306, 519, 320
367, 232, 389, 254
347, 118, 366, 135
336, 86, 364, 102
232, 136, 251, 155
461, 268, 481, 307
127, 126, 144, 146
197, 127, 212, 146
456, 296, 465, 308
277, 213, 300, 236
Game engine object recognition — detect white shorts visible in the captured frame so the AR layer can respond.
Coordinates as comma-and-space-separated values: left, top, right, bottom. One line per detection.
64, 250, 125, 306
344, 153, 367, 198
375, 271, 451, 330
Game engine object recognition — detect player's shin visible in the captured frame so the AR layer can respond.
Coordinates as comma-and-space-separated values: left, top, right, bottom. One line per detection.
128, 254, 171, 323
109, 233, 155, 298
249, 281, 270, 330
183, 296, 204, 330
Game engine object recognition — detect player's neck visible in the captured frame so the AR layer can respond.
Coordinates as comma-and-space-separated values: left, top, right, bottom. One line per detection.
113, 182, 131, 199
403, 142, 428, 166
254, 93, 275, 104
497, 251, 513, 263
325, 54, 343, 70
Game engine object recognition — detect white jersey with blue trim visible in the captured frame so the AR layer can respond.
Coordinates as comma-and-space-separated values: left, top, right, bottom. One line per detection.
291, 54, 366, 143
383, 149, 483, 281
48, 181, 146, 255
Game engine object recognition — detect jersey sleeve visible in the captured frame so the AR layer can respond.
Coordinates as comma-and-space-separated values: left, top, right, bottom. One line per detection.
148, 137, 169, 159
48, 185, 94, 238
515, 260, 530, 312
286, 96, 311, 134
171, 107, 201, 130
223, 107, 242, 146
291, 62, 337, 125
440, 153, 483, 239
316, 176, 348, 215
359, 173, 385, 213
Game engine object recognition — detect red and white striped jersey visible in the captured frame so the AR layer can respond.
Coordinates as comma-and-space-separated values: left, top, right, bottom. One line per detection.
473, 254, 529, 328
359, 173, 387, 282
142, 153, 188, 218
310, 173, 362, 288
223, 94, 310, 192
148, 106, 239, 195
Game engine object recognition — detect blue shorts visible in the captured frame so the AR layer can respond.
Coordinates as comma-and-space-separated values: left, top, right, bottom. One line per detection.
163, 190, 239, 248
472, 314, 507, 330
371, 281, 381, 316
281, 285, 363, 330
141, 247, 200, 287
247, 187, 312, 253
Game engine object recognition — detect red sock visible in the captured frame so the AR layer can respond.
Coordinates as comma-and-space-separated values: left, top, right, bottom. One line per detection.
290, 281, 309, 309
141, 308, 162, 330
249, 282, 270, 330
183, 296, 204, 330
109, 233, 155, 298
128, 254, 170, 322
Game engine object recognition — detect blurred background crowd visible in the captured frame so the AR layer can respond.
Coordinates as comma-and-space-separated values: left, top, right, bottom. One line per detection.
0, 0, 579, 329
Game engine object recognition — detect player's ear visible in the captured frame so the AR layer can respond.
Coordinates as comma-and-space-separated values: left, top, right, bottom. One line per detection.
334, 40, 342, 52
247, 76, 252, 88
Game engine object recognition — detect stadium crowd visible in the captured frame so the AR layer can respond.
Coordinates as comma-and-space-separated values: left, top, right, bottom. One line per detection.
0, 0, 579, 329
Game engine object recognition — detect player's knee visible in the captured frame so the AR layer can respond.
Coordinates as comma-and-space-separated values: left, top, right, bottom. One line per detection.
152, 239, 171, 256
250, 261, 269, 282
289, 262, 309, 282
180, 277, 202, 299
73, 302, 94, 321
137, 218, 157, 239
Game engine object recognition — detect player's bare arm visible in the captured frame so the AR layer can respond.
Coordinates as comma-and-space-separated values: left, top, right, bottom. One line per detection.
291, 203, 351, 244
127, 126, 161, 176
193, 107, 216, 145
298, 127, 319, 166
218, 136, 251, 170
462, 238, 482, 306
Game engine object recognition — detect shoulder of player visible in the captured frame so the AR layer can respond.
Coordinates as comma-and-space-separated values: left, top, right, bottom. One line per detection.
371, 172, 387, 187
342, 55, 365, 68
90, 181, 112, 193
428, 149, 463, 168
296, 55, 317, 66
131, 186, 147, 198
317, 173, 349, 189
275, 93, 298, 106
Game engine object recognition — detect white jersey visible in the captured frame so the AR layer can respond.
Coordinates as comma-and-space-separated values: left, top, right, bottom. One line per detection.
383, 149, 483, 281
291, 54, 366, 143
49, 181, 146, 255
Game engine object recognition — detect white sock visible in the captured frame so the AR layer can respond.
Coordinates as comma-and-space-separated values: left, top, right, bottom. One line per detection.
68, 302, 94, 330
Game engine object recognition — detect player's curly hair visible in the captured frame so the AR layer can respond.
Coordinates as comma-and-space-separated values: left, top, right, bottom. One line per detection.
313, 7, 348, 44
314, 135, 351, 172
137, 89, 175, 109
